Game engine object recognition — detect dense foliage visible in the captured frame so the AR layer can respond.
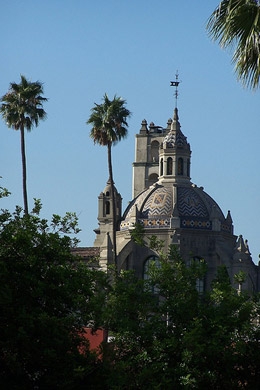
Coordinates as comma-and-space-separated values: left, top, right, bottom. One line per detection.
0, 200, 108, 389
101, 234, 260, 389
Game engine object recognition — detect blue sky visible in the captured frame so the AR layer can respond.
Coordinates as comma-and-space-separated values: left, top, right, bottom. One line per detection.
1, 1, 259, 263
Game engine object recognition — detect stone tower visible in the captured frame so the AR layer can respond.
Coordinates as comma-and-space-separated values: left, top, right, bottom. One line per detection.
132, 119, 171, 198
93, 179, 122, 269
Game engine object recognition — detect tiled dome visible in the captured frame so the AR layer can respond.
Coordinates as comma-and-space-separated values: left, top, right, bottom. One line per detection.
120, 182, 231, 232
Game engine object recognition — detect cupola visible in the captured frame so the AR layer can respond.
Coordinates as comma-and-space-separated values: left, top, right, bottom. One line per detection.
158, 107, 191, 185
97, 178, 122, 224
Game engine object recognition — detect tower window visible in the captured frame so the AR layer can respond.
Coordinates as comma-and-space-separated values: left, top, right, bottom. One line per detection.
178, 158, 183, 175
151, 140, 159, 163
167, 157, 173, 175
105, 201, 110, 215
160, 158, 163, 176
106, 191, 110, 196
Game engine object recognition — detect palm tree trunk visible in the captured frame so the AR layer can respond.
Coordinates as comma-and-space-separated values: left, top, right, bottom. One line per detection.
20, 126, 28, 214
107, 143, 117, 271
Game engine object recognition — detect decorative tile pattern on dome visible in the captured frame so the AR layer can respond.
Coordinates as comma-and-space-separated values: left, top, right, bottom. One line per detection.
141, 187, 172, 218
221, 223, 232, 233
138, 217, 170, 228
120, 220, 133, 230
163, 130, 187, 148
122, 187, 154, 220
178, 187, 208, 217
196, 189, 225, 220
181, 218, 211, 230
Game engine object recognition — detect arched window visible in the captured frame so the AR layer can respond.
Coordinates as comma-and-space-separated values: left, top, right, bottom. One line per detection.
143, 255, 160, 279
151, 140, 159, 163
167, 157, 173, 175
191, 256, 205, 294
160, 158, 163, 176
178, 157, 183, 175
143, 255, 160, 293
187, 158, 190, 177
105, 201, 110, 215
106, 191, 110, 196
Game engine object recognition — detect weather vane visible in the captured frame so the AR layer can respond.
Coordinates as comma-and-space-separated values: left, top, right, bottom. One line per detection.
170, 71, 180, 108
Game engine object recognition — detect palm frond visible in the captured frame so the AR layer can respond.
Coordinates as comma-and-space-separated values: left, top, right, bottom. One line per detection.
207, 0, 260, 89
0, 75, 48, 130
87, 93, 131, 147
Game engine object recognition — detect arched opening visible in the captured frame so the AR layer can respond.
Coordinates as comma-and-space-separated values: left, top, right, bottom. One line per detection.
178, 157, 183, 175
143, 255, 160, 279
151, 140, 159, 163
192, 256, 205, 294
143, 255, 160, 293
167, 157, 173, 175
160, 158, 163, 176
105, 201, 110, 215
187, 158, 190, 177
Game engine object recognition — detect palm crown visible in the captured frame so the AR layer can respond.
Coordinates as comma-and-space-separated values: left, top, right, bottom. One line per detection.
207, 0, 260, 89
0, 75, 47, 131
88, 93, 130, 146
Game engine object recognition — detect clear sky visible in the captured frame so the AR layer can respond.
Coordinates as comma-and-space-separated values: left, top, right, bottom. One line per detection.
1, 1, 259, 263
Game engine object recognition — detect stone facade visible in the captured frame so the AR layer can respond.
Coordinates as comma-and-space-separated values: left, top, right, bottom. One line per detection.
93, 106, 260, 293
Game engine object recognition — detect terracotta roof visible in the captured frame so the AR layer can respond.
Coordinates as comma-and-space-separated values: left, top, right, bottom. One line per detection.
71, 247, 100, 259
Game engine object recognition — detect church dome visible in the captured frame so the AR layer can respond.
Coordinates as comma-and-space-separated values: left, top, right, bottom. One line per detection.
121, 107, 233, 235
120, 182, 232, 233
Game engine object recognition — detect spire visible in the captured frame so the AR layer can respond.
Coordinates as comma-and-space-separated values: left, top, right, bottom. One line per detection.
169, 72, 182, 134
158, 77, 191, 184
226, 210, 233, 225
171, 107, 181, 133
173, 107, 179, 121
163, 107, 187, 148
235, 235, 248, 254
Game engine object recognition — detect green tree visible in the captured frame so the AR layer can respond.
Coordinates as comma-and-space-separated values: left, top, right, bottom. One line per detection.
0, 200, 108, 389
234, 270, 247, 294
0, 177, 10, 199
182, 266, 260, 389
102, 240, 206, 389
207, 0, 260, 89
87, 94, 131, 269
101, 233, 260, 389
0, 75, 47, 214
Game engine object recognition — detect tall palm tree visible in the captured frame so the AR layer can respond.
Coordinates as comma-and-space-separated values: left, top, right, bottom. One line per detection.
207, 0, 260, 89
0, 75, 47, 214
87, 93, 131, 270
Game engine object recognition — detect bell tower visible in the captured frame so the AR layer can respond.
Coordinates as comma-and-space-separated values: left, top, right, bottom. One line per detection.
94, 179, 122, 269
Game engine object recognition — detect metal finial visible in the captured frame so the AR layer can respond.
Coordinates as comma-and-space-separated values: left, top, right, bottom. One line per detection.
170, 71, 180, 108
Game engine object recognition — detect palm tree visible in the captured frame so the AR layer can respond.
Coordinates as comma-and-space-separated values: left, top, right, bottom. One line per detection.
87, 93, 131, 270
0, 75, 47, 214
207, 0, 260, 89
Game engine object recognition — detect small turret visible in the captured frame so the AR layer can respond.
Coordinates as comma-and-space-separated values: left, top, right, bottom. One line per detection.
158, 107, 191, 185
